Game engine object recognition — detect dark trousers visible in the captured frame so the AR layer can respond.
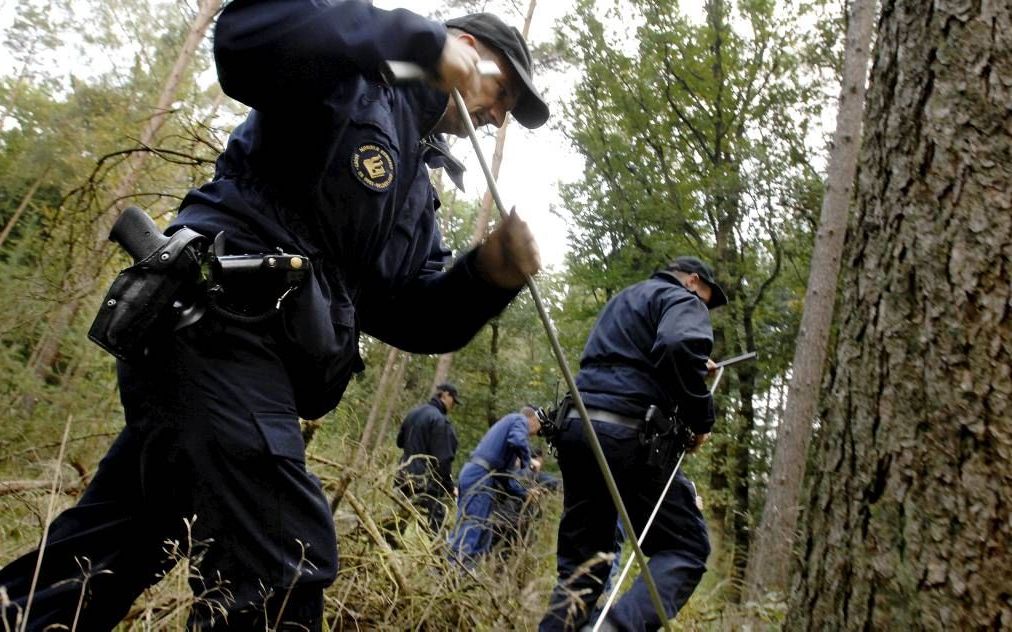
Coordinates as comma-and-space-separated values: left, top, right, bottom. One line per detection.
0, 320, 338, 631
540, 419, 710, 631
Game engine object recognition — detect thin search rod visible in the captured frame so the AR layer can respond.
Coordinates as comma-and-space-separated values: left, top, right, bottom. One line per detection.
715, 351, 757, 369
450, 89, 672, 631
593, 365, 725, 630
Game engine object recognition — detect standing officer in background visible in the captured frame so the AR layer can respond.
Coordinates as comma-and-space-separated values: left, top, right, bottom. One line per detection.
0, 2, 549, 630
448, 406, 542, 568
394, 383, 461, 533
540, 257, 726, 632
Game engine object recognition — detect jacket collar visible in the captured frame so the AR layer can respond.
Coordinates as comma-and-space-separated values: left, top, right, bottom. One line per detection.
421, 135, 466, 191
652, 270, 701, 300
405, 83, 452, 139
429, 396, 448, 415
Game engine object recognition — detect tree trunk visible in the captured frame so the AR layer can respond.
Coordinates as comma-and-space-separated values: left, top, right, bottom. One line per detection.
744, 0, 876, 601
486, 316, 500, 426
0, 168, 48, 250
28, 0, 222, 379
430, 352, 454, 393
355, 347, 402, 465
729, 311, 759, 601
329, 346, 402, 511
374, 353, 410, 453
788, 1, 1012, 628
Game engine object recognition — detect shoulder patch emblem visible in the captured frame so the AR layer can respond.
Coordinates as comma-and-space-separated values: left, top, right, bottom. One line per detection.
351, 143, 395, 192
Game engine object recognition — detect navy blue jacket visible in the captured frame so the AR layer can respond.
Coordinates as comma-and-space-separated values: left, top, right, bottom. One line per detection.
170, 0, 519, 419
576, 272, 716, 433
471, 413, 533, 498
396, 398, 458, 496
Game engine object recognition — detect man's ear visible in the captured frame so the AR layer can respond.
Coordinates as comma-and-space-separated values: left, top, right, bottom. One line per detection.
452, 31, 478, 49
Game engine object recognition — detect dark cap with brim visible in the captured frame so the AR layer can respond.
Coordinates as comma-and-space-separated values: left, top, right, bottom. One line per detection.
436, 382, 462, 404
445, 13, 550, 129
668, 256, 728, 309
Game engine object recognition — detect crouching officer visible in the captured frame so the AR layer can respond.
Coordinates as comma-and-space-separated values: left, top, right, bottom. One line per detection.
448, 406, 541, 568
394, 383, 461, 533
539, 257, 726, 631
0, 3, 550, 631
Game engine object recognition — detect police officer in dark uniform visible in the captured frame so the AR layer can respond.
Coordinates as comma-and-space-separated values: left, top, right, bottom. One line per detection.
394, 383, 461, 532
0, 2, 549, 630
540, 257, 727, 632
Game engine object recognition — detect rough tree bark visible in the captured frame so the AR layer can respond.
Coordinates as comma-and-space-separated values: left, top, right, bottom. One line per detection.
744, 0, 876, 601
788, 0, 1012, 628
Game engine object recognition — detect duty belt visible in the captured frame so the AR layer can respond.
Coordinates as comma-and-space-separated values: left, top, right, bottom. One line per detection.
468, 455, 493, 471
567, 407, 643, 431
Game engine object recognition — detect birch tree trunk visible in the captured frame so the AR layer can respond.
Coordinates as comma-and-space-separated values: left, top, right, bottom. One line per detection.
329, 346, 403, 510
788, 0, 1012, 627
0, 168, 48, 250
744, 0, 876, 601
29, 0, 222, 378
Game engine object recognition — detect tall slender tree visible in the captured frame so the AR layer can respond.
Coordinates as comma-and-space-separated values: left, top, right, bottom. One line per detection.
744, 0, 876, 601
429, 0, 539, 393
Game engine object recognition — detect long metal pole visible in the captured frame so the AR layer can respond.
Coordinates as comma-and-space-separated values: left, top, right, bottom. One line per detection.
451, 89, 672, 629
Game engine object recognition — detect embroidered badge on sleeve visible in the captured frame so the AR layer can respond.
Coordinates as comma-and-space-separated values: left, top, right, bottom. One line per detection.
351, 143, 395, 192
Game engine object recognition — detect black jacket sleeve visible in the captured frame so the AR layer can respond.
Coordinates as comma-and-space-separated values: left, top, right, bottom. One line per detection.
428, 419, 457, 494
359, 246, 522, 354
213, 0, 446, 111
653, 293, 715, 433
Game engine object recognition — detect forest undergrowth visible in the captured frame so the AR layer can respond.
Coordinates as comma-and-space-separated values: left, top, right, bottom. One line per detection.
1, 402, 780, 631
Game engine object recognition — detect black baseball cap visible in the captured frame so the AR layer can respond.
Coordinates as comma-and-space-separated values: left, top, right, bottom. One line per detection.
445, 13, 550, 129
667, 256, 728, 309
436, 382, 462, 403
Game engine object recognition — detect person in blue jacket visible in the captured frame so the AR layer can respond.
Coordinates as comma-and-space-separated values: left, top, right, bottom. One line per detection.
539, 256, 726, 632
0, 3, 549, 630
394, 383, 461, 533
448, 406, 542, 568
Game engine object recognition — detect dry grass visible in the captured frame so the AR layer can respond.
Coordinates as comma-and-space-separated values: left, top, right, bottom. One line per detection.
1, 436, 739, 631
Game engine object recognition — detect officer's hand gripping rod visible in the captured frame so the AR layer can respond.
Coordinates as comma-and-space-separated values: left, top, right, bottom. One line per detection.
592, 351, 758, 630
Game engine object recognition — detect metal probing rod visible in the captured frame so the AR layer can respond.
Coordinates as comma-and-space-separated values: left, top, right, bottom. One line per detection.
715, 350, 757, 369
450, 88, 673, 630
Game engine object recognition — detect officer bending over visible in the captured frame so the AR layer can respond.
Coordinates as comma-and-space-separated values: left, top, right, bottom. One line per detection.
539, 257, 726, 632
0, 3, 549, 631
449, 406, 542, 568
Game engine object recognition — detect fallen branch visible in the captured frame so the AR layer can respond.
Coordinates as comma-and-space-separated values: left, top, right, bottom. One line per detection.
343, 490, 408, 594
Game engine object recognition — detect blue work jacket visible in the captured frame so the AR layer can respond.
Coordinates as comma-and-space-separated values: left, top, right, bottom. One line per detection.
169, 0, 518, 418
471, 413, 533, 497
575, 272, 716, 433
